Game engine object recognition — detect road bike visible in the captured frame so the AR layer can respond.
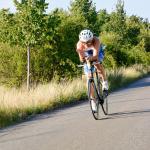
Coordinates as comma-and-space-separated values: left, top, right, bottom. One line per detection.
78, 61, 108, 120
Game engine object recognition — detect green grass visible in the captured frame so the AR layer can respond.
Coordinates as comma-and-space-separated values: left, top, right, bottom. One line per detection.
0, 64, 149, 128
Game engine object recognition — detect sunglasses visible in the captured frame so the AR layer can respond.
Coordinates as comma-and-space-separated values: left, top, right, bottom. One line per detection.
82, 40, 93, 45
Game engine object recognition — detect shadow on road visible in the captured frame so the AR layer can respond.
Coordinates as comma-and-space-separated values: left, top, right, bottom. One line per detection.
103, 108, 150, 120
110, 97, 150, 104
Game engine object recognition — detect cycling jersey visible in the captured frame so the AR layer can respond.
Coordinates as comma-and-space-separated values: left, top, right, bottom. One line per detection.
76, 36, 105, 75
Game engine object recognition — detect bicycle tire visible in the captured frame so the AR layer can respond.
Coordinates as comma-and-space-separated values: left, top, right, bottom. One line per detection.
88, 79, 100, 120
96, 76, 108, 115
101, 90, 108, 115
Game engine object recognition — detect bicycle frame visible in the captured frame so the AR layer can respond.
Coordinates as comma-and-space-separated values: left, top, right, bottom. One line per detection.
78, 61, 108, 119
87, 62, 103, 103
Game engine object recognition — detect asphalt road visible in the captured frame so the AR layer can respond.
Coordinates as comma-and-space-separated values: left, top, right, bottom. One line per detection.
0, 76, 150, 150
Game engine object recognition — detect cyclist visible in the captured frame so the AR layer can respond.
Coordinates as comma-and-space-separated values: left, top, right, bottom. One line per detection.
76, 29, 108, 112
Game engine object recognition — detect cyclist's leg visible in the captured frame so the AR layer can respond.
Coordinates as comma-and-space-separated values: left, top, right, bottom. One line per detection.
94, 63, 108, 90
84, 64, 95, 99
94, 63, 106, 81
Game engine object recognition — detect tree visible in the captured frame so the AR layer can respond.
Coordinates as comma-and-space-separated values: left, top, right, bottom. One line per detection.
101, 0, 128, 66
97, 9, 110, 33
139, 18, 150, 52
103, 0, 126, 42
14, 0, 48, 90
69, 0, 99, 34
126, 15, 141, 45
0, 9, 17, 44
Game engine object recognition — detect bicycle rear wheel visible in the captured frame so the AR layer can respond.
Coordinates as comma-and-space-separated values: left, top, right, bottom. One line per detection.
88, 79, 100, 120
101, 90, 108, 115
97, 77, 108, 115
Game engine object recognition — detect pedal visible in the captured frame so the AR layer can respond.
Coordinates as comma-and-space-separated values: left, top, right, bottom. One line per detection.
100, 98, 104, 105
103, 90, 108, 98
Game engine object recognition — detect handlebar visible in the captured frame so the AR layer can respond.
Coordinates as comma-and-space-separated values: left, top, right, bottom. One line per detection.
77, 61, 100, 67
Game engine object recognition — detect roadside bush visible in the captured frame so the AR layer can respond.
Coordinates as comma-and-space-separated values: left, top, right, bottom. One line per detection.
103, 51, 117, 69
127, 40, 150, 66
0, 43, 26, 87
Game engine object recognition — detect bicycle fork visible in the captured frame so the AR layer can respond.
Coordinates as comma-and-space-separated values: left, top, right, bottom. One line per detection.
88, 79, 103, 104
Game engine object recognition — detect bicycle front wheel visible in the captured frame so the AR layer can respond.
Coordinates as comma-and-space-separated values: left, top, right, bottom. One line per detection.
88, 79, 100, 120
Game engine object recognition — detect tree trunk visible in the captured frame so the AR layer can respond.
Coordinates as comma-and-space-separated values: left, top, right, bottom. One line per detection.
27, 45, 30, 91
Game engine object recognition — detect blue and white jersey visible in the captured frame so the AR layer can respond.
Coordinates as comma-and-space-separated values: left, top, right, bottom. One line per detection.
84, 44, 105, 62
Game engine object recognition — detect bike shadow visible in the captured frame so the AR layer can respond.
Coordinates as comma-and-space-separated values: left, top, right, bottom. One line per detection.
100, 108, 150, 120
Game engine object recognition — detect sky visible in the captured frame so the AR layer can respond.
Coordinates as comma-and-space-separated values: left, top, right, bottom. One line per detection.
0, 0, 150, 20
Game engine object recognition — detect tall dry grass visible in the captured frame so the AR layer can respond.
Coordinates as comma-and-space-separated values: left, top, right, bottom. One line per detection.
0, 79, 86, 108
107, 64, 150, 90
0, 78, 87, 127
0, 64, 149, 127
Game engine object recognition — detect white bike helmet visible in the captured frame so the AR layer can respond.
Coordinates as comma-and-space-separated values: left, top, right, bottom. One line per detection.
79, 29, 93, 42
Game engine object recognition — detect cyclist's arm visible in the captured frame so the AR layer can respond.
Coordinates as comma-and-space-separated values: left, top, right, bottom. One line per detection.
91, 37, 101, 61
76, 42, 85, 62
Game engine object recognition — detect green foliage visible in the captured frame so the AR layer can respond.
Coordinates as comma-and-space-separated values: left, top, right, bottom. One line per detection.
139, 19, 150, 52
97, 9, 110, 32
100, 31, 120, 48
0, 43, 26, 87
0, 9, 18, 44
103, 51, 117, 69
0, 0, 150, 87
13, 0, 49, 46
70, 0, 99, 34
126, 15, 141, 45
103, 0, 126, 42
126, 40, 150, 65
47, 11, 80, 81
